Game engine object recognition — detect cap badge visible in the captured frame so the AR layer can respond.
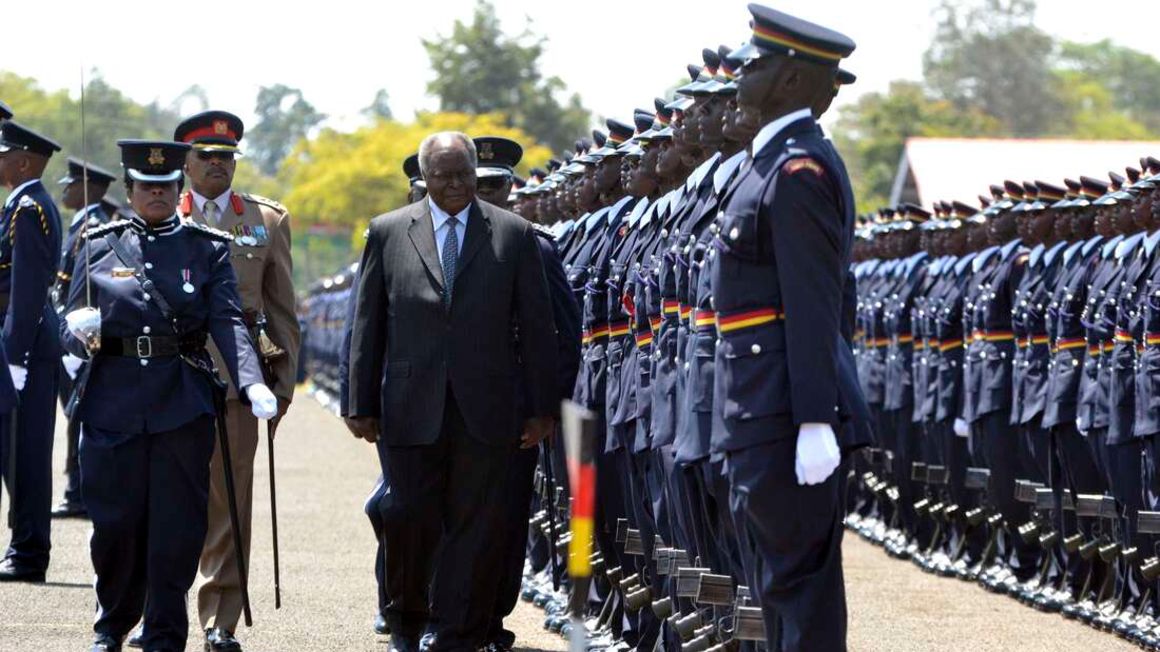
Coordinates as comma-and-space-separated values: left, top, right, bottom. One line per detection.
480, 142, 494, 160
213, 120, 228, 135
148, 148, 165, 166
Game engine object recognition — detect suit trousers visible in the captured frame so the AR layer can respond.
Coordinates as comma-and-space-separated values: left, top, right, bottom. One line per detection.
727, 437, 847, 652
198, 398, 260, 632
380, 390, 509, 652
0, 356, 58, 569
82, 415, 215, 652
366, 470, 389, 618
485, 444, 540, 648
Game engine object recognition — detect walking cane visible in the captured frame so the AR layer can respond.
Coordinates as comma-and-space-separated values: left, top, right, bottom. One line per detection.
213, 389, 253, 627
268, 418, 282, 609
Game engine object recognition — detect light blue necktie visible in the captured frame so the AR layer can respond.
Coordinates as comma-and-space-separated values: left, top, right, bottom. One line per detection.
441, 216, 459, 307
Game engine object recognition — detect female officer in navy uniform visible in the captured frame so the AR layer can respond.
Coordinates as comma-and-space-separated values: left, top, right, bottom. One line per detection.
60, 140, 277, 652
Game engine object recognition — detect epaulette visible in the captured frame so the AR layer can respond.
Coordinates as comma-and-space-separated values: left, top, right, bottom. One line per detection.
14, 195, 49, 235
241, 193, 288, 215
183, 219, 234, 243
84, 219, 133, 239
780, 155, 826, 178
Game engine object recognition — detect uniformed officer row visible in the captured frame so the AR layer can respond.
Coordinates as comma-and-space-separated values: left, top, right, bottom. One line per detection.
846, 157, 1160, 650
0, 102, 299, 652
296, 5, 868, 651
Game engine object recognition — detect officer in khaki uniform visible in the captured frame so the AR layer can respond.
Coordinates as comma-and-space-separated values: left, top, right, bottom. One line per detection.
175, 110, 299, 652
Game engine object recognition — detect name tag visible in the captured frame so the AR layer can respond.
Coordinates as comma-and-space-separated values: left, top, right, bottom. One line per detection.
111, 267, 135, 278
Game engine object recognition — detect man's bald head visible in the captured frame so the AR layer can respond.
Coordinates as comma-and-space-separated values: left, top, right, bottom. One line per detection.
419, 131, 478, 215
418, 132, 477, 178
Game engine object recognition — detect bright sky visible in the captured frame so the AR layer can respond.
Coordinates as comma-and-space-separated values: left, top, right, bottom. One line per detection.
6, 0, 1160, 138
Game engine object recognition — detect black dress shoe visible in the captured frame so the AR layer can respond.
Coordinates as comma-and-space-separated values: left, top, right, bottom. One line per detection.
389, 633, 421, 652
90, 634, 121, 652
204, 627, 242, 652
126, 625, 143, 648
0, 558, 45, 583
52, 499, 87, 519
374, 613, 390, 635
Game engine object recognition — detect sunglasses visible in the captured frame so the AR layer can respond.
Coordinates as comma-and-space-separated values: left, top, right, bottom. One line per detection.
196, 150, 236, 162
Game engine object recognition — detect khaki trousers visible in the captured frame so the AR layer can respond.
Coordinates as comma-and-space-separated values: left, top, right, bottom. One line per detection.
197, 398, 259, 632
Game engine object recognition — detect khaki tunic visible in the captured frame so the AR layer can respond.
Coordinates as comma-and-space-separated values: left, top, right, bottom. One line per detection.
182, 190, 300, 401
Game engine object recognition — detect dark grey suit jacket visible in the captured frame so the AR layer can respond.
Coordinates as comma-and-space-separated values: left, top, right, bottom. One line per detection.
348, 199, 558, 447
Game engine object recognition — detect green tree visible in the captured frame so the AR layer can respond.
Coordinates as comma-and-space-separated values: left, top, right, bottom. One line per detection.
422, 0, 590, 152
1049, 70, 1153, 140
0, 70, 181, 205
924, 0, 1060, 136
831, 80, 1003, 211
1057, 39, 1160, 134
362, 89, 394, 121
169, 84, 210, 116
280, 111, 552, 237
247, 84, 326, 175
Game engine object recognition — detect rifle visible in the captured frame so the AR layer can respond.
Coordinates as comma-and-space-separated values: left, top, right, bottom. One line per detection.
541, 438, 560, 591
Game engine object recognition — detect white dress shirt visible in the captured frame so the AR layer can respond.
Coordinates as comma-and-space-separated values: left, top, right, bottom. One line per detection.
191, 189, 233, 226
429, 198, 469, 260
751, 107, 813, 158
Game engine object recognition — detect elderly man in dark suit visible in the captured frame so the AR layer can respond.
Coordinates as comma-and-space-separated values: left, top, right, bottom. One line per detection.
346, 132, 558, 652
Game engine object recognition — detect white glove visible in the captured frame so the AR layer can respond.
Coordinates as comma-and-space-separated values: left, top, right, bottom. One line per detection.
1076, 418, 1088, 437
953, 418, 969, 438
62, 354, 84, 380
7, 365, 26, 391
246, 383, 278, 420
795, 423, 841, 485
65, 307, 101, 342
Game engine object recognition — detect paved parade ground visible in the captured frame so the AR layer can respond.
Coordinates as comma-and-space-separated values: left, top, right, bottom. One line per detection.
0, 389, 1140, 651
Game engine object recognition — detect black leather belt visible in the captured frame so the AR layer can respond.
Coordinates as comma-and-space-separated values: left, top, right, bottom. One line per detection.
100, 332, 207, 359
